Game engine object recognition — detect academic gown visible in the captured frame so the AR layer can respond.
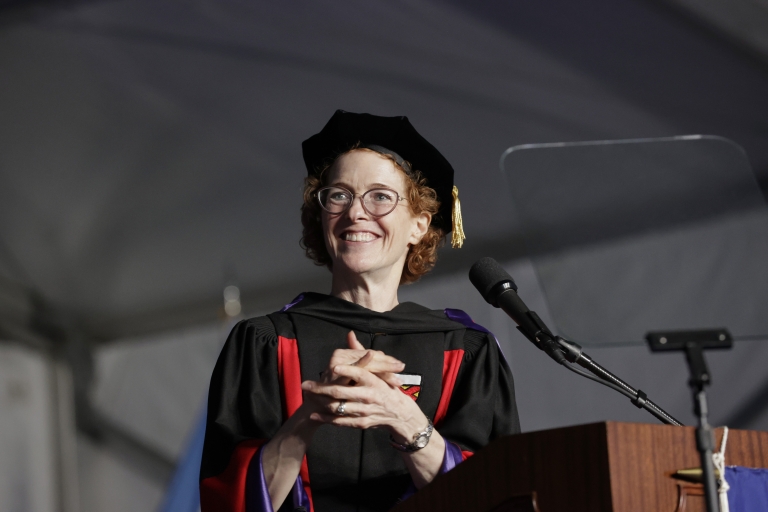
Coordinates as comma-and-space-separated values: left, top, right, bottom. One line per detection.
200, 292, 520, 512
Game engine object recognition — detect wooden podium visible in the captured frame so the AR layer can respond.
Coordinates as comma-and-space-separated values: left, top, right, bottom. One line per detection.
392, 422, 768, 512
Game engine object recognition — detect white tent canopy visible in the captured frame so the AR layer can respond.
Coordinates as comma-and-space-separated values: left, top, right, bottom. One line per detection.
2, 0, 767, 341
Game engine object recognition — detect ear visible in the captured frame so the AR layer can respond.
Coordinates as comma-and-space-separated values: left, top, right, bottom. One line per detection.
408, 212, 431, 245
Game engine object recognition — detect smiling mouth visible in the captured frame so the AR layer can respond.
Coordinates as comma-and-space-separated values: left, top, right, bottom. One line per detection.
341, 232, 379, 242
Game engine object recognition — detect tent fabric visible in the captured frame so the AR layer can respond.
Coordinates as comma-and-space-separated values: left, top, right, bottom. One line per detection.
1, 0, 767, 342
0, 345, 59, 512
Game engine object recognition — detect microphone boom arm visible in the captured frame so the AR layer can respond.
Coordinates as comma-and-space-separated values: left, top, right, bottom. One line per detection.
516, 310, 683, 426
554, 336, 683, 426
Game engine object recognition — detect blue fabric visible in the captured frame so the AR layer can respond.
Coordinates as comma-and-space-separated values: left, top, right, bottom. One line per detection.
159, 408, 207, 512
726, 466, 768, 512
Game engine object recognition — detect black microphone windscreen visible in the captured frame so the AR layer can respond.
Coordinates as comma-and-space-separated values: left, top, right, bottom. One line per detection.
469, 257, 516, 303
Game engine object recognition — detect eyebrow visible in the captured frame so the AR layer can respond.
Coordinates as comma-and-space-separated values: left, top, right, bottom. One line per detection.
329, 182, 398, 190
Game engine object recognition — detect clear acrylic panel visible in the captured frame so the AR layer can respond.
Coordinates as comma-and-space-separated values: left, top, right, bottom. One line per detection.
500, 135, 768, 346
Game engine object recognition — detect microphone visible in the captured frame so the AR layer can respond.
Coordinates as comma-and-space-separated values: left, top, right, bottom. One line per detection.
469, 257, 565, 363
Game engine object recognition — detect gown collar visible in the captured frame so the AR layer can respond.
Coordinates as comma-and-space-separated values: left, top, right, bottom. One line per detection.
281, 292, 464, 334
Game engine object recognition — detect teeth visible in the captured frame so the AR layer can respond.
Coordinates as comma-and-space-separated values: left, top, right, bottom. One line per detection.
343, 232, 376, 242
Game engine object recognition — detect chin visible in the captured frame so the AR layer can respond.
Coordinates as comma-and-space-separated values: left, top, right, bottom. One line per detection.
330, 244, 408, 279
333, 256, 379, 276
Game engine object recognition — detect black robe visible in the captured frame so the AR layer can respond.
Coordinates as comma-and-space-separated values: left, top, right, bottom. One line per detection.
200, 292, 520, 512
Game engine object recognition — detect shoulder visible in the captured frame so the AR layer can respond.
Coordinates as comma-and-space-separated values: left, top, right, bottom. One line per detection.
442, 308, 497, 359
225, 316, 279, 346
211, 317, 280, 382
462, 328, 491, 359
243, 316, 277, 336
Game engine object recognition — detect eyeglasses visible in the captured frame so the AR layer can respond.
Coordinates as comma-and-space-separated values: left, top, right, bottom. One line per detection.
317, 186, 406, 217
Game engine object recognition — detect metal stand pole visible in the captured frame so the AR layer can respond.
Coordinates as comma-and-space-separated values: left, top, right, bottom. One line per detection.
686, 344, 720, 512
645, 329, 734, 512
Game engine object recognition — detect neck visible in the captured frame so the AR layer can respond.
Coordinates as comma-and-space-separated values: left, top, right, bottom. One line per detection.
330, 268, 402, 313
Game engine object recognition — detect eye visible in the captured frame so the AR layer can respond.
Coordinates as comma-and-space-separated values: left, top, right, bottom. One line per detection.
328, 190, 351, 202
371, 190, 396, 202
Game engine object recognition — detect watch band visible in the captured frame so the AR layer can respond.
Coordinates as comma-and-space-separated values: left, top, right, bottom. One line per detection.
389, 419, 434, 452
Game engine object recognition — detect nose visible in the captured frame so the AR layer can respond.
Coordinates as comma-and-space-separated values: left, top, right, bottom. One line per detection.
345, 194, 370, 219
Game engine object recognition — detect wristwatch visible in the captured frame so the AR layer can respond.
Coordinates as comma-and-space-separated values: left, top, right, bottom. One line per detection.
389, 419, 434, 452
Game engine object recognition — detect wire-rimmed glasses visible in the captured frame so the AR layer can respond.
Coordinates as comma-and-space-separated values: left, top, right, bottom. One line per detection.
317, 186, 406, 217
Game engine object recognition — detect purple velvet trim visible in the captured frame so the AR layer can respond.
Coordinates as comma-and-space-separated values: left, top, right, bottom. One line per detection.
444, 308, 508, 363
444, 308, 491, 335
246, 447, 274, 512
291, 474, 311, 511
397, 440, 466, 503
399, 481, 418, 502
441, 441, 465, 473
280, 293, 305, 312
246, 446, 310, 512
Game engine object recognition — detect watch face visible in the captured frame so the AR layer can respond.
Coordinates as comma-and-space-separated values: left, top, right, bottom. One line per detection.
415, 435, 428, 449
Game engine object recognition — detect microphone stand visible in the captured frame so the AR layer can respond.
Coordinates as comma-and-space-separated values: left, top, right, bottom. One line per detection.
646, 329, 733, 512
686, 345, 719, 512
514, 309, 684, 426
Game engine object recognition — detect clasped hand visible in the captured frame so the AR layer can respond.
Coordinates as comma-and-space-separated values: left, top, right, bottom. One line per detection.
300, 332, 426, 442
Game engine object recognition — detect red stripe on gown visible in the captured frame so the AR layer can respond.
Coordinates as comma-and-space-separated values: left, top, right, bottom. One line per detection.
200, 439, 266, 512
433, 349, 464, 427
199, 336, 314, 512
277, 336, 314, 511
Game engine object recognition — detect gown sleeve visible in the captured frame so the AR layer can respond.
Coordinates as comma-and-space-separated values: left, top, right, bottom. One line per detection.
199, 318, 302, 512
437, 328, 521, 470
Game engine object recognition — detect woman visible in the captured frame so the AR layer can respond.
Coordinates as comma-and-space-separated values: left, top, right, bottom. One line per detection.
200, 111, 520, 512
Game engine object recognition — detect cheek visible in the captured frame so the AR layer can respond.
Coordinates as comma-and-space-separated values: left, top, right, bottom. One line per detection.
383, 217, 417, 249
321, 215, 337, 247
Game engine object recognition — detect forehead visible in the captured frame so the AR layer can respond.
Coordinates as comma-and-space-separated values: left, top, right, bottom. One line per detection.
326, 150, 407, 190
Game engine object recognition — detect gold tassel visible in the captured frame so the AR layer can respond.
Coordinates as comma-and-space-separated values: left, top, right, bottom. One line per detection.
451, 185, 465, 249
